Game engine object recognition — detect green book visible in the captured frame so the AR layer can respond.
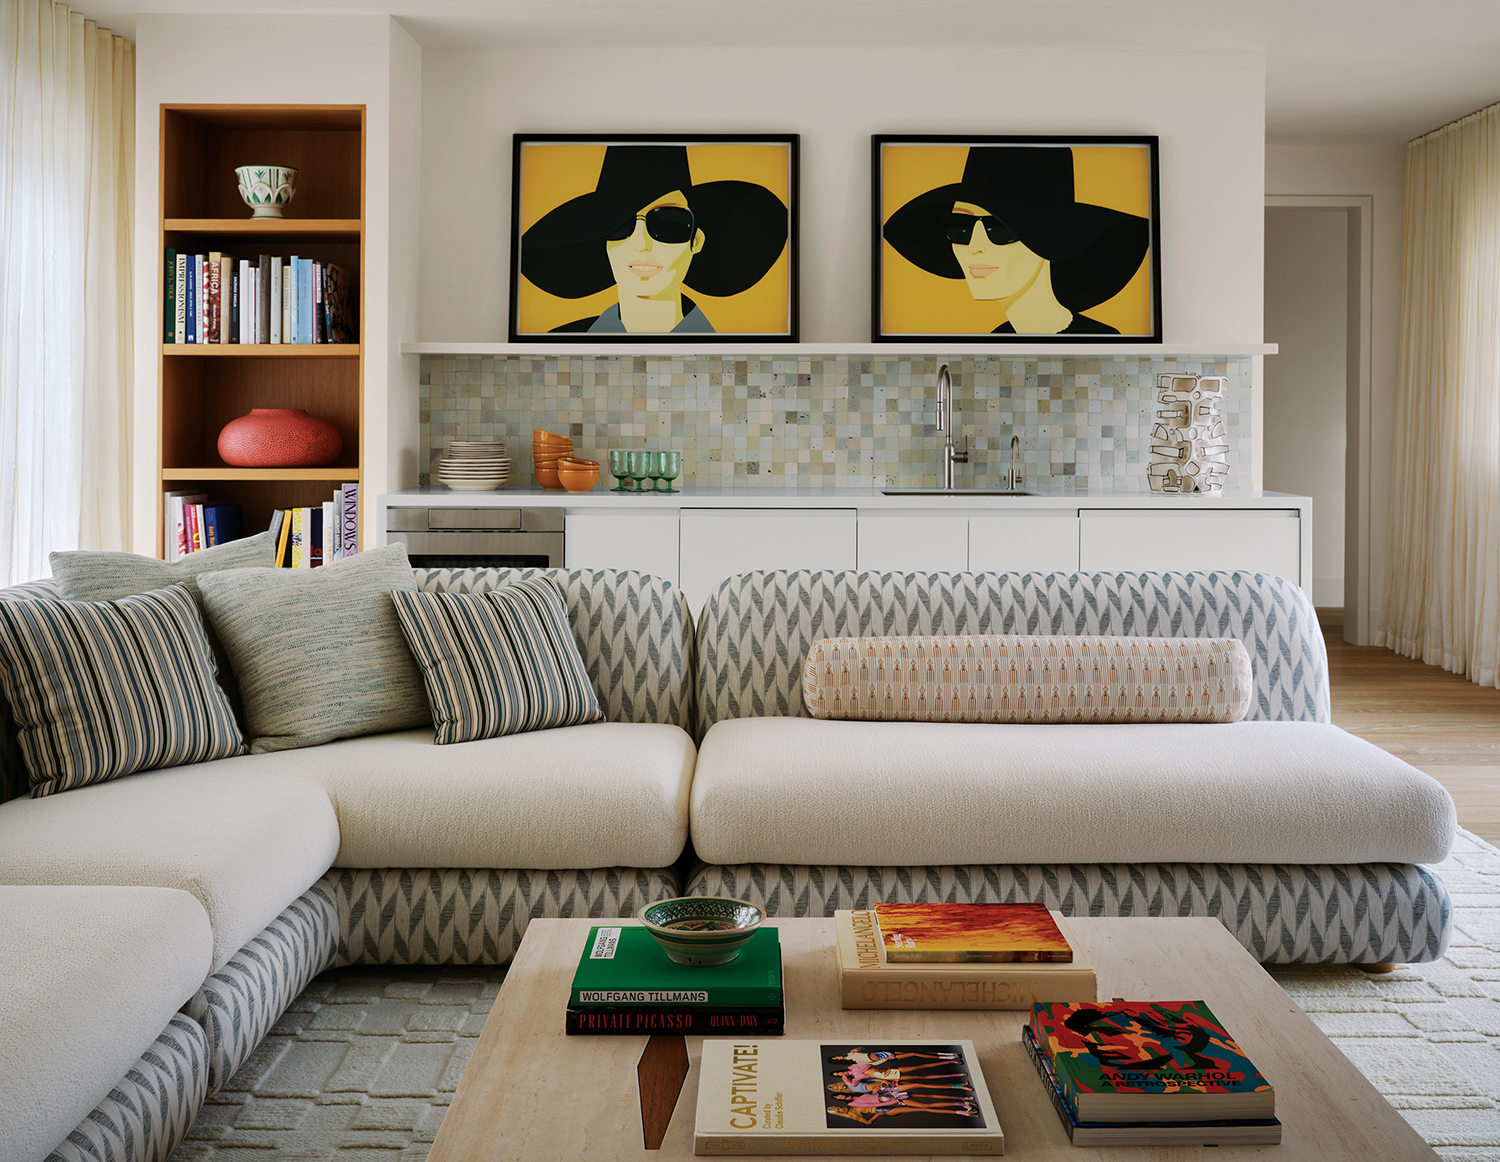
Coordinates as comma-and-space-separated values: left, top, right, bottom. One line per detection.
570, 925, 782, 1008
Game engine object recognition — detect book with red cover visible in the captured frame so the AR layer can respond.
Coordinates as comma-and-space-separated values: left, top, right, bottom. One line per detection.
875, 903, 1073, 963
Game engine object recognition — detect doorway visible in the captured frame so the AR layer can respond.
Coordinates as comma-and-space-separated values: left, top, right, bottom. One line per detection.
1263, 197, 1372, 644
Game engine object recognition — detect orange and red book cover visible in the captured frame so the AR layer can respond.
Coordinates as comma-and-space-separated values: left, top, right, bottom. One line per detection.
874, 903, 1074, 963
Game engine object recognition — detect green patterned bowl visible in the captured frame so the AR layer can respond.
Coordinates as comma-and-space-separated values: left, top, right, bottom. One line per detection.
638, 897, 765, 967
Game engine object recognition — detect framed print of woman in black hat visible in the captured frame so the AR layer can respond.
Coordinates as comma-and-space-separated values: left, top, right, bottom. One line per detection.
873, 135, 1160, 342
511, 135, 798, 342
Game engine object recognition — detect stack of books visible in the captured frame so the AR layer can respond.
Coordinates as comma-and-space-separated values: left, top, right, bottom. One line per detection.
164, 493, 244, 560
270, 483, 358, 568
834, 903, 1097, 1009
164, 250, 354, 345
1024, 1000, 1281, 1145
694, 1037, 1004, 1155
566, 924, 783, 1035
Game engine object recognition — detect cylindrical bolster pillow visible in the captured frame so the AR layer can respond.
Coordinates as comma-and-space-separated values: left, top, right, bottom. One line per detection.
802, 635, 1253, 724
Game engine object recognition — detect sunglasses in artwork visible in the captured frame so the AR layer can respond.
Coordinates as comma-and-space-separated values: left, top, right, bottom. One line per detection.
944, 213, 1021, 247
605, 205, 697, 245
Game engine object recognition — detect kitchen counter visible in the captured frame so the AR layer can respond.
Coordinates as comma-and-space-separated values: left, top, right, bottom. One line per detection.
380, 484, 1310, 512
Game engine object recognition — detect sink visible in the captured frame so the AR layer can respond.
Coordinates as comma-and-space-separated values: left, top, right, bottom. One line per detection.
881, 488, 1034, 496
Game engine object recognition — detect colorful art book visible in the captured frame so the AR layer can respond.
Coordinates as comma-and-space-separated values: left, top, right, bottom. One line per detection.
569, 925, 782, 1009
835, 909, 1096, 1010
1030, 1000, 1275, 1123
1021, 1027, 1281, 1146
875, 902, 1073, 963
695, 1038, 1004, 1155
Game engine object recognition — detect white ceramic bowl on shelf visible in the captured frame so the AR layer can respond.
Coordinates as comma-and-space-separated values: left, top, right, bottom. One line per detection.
234, 165, 298, 219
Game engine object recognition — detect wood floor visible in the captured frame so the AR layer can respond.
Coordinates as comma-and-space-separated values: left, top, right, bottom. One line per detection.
1320, 609, 1500, 846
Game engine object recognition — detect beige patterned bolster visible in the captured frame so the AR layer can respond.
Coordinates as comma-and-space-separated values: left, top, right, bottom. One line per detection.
802, 635, 1253, 724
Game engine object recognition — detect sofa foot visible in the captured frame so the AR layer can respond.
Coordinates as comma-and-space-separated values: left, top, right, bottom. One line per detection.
1356, 962, 1400, 974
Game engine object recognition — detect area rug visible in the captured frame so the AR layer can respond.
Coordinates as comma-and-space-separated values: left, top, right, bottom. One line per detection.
170, 830, 1500, 1161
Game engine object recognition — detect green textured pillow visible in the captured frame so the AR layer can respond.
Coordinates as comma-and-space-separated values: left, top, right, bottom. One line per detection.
195, 543, 431, 754
391, 578, 604, 744
0, 584, 245, 796
49, 532, 277, 725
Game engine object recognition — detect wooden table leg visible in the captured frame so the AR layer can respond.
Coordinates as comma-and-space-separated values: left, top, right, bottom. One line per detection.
637, 1034, 690, 1150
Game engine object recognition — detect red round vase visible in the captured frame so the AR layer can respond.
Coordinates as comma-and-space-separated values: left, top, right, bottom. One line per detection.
217, 408, 342, 468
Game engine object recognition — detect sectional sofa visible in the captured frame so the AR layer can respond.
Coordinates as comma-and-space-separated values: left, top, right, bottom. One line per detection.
0, 565, 1457, 1162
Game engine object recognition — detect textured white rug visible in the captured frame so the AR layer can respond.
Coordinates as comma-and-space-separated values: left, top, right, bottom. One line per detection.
170, 830, 1500, 1161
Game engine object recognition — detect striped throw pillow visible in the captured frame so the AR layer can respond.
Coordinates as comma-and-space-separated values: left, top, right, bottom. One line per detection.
0, 584, 245, 796
391, 578, 604, 744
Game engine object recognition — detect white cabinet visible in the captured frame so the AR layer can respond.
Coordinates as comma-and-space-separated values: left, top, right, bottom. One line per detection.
565, 511, 679, 589
857, 510, 968, 573
679, 509, 857, 612
1078, 509, 1301, 582
969, 513, 1080, 572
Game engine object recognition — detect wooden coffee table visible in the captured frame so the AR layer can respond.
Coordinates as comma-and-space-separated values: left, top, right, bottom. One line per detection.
429, 916, 1438, 1160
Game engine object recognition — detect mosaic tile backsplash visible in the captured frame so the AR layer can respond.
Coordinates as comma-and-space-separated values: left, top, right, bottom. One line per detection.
419, 355, 1251, 489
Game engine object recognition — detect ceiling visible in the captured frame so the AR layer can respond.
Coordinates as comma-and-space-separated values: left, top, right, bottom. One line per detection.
86, 0, 1500, 142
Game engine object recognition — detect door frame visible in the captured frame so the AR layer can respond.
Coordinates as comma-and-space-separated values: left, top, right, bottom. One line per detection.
1264, 194, 1374, 645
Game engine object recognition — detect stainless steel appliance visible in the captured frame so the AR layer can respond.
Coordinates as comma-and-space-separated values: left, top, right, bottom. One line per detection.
385, 507, 564, 569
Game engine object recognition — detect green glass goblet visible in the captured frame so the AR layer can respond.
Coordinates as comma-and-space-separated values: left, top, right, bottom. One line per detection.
627, 450, 652, 494
657, 451, 681, 493
609, 449, 632, 492
644, 451, 666, 493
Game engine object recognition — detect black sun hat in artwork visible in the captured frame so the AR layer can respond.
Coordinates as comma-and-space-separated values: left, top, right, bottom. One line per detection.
521, 144, 789, 299
883, 145, 1150, 312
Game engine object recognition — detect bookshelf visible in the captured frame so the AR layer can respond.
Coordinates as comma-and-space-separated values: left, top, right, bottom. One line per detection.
157, 104, 364, 556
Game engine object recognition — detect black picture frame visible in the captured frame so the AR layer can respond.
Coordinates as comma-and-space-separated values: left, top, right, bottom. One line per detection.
871, 134, 1162, 343
509, 133, 800, 343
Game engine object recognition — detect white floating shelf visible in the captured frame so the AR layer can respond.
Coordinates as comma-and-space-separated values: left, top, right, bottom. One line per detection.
402, 341, 1278, 358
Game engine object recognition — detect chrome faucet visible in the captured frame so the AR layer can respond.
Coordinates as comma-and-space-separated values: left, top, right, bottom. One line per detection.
1009, 433, 1023, 491
935, 363, 968, 488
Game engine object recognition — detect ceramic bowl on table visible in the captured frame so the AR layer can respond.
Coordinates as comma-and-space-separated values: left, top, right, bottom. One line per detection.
637, 897, 765, 966
234, 165, 298, 219
534, 465, 562, 490
533, 430, 572, 446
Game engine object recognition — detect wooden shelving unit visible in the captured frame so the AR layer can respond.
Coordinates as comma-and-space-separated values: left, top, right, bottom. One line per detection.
157, 104, 365, 556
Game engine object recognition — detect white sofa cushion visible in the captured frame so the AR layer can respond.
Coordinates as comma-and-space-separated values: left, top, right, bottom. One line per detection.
690, 717, 1457, 867
0, 885, 211, 1162
249, 723, 694, 869
0, 760, 339, 970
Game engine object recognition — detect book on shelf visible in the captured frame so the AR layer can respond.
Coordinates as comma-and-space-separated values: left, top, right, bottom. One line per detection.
164, 248, 176, 343
1029, 999, 1276, 1124
570, 925, 782, 1009
268, 486, 358, 568
173, 254, 187, 344
202, 504, 243, 548
694, 1038, 1004, 1155
164, 491, 205, 562
875, 902, 1074, 963
835, 909, 1096, 1010
341, 482, 358, 556
1021, 1026, 1281, 1146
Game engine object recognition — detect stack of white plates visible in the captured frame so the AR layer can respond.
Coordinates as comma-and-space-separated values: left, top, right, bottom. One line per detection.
437, 440, 510, 491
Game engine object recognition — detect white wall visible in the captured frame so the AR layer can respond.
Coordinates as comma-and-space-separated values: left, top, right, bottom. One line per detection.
417, 48, 1267, 347
130, 14, 421, 554
1264, 207, 1347, 607
1265, 143, 1405, 637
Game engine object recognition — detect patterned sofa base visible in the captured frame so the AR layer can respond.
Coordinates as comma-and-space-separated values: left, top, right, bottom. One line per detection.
686, 860, 1453, 965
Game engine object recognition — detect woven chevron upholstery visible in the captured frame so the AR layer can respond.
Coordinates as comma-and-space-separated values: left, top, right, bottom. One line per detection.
416, 568, 691, 728
186, 883, 338, 1094
322, 865, 681, 966
687, 860, 1452, 965
46, 1013, 208, 1162
695, 571, 1328, 738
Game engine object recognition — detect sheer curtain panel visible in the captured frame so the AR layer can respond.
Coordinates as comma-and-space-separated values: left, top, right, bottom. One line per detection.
0, 0, 133, 586
1383, 103, 1500, 688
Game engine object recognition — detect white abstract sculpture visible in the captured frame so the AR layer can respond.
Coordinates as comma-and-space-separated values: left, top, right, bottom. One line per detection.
1149, 373, 1230, 493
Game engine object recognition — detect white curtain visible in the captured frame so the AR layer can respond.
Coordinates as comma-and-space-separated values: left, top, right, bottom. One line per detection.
0, 0, 133, 586
1382, 103, 1500, 688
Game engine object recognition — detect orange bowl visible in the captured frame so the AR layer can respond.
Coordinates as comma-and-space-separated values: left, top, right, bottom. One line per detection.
534, 465, 563, 490
533, 430, 572, 445
558, 456, 598, 469
558, 465, 600, 493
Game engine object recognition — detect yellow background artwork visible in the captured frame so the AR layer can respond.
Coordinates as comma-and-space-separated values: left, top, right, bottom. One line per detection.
516, 142, 793, 336
880, 143, 1154, 337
